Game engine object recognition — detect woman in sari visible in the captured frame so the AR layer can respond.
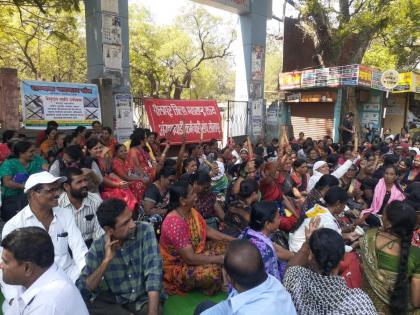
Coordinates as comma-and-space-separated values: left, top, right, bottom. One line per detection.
0, 141, 48, 221
223, 178, 259, 237
191, 171, 225, 229
406, 155, 420, 184
358, 165, 405, 227
179, 158, 198, 182
0, 130, 17, 164
112, 144, 144, 196
259, 161, 299, 232
160, 181, 234, 295
291, 159, 310, 200
73, 125, 87, 147
39, 127, 58, 159
127, 129, 156, 201
339, 164, 362, 199
143, 166, 176, 217
85, 138, 137, 211
100, 126, 118, 157
240, 201, 293, 281
360, 200, 420, 314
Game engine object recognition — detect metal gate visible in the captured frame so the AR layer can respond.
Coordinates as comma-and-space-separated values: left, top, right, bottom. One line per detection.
226, 100, 249, 138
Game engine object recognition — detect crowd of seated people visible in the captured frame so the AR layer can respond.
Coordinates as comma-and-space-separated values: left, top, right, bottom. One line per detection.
0, 119, 419, 315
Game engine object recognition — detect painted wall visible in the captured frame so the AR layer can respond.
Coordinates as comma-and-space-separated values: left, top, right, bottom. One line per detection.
383, 94, 407, 135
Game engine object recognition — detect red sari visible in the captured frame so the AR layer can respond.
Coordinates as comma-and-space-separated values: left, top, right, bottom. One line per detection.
111, 157, 145, 203
97, 156, 138, 211
127, 146, 155, 201
0, 143, 11, 164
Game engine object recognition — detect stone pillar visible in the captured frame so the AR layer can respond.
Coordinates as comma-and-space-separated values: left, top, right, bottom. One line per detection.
92, 78, 114, 129
235, 0, 271, 140
0, 68, 20, 130
84, 0, 130, 129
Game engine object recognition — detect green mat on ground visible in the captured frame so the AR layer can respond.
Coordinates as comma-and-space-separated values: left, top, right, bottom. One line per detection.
163, 291, 227, 315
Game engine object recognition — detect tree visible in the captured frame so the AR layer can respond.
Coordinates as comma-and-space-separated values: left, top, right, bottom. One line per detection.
1, 0, 80, 13
265, 32, 283, 101
362, 0, 419, 71
129, 4, 236, 100
0, 4, 87, 82
170, 6, 235, 99
287, 0, 418, 69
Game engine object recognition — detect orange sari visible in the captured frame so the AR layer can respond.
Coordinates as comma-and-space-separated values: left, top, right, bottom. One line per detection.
160, 209, 226, 295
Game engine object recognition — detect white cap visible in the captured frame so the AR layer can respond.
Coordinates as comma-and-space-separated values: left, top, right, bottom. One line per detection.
409, 147, 420, 155
313, 161, 327, 171
24, 171, 67, 193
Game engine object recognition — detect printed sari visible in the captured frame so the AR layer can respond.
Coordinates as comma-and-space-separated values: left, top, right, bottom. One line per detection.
127, 146, 155, 201
240, 227, 286, 281
160, 208, 226, 295
360, 228, 420, 314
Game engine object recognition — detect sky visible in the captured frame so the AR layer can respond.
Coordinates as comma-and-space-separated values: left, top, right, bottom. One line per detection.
128, 0, 288, 32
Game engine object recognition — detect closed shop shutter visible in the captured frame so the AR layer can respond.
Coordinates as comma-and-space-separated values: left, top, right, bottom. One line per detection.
290, 103, 334, 141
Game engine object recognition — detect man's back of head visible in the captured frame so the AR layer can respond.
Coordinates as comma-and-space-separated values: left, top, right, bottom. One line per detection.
224, 239, 267, 292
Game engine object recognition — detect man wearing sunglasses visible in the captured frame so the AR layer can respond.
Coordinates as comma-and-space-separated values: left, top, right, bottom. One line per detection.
1, 171, 88, 312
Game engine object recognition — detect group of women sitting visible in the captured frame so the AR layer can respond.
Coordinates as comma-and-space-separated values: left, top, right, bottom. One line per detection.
0, 124, 419, 314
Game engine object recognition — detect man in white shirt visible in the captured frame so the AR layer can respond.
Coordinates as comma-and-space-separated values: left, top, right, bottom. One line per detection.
1, 171, 88, 310
1, 226, 88, 315
196, 240, 296, 315
59, 167, 104, 248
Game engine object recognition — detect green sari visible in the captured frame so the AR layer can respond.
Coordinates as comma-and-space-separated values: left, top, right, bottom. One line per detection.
360, 228, 420, 315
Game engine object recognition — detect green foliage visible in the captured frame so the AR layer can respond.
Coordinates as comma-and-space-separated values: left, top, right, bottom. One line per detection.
363, 0, 419, 70
264, 35, 283, 100
0, 4, 86, 82
4, 0, 80, 13
362, 41, 398, 70
129, 3, 235, 100
291, 0, 418, 69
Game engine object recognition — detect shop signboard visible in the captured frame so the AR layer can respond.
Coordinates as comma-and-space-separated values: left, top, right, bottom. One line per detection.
358, 65, 373, 87
144, 99, 222, 144
301, 69, 316, 88
279, 71, 301, 90
393, 72, 413, 93
371, 69, 387, 91
414, 73, 420, 93
339, 64, 359, 86
21, 80, 101, 129
327, 67, 341, 87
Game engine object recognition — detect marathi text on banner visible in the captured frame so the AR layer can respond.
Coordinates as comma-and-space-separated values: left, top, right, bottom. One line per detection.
21, 80, 101, 129
144, 99, 222, 144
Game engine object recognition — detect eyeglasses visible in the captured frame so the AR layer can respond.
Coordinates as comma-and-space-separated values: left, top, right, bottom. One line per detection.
36, 187, 62, 194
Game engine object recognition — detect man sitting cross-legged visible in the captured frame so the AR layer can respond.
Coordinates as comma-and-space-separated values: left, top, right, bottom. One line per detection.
77, 198, 165, 315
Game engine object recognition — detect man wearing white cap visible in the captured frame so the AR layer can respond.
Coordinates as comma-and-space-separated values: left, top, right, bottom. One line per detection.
1, 171, 88, 311
307, 153, 359, 193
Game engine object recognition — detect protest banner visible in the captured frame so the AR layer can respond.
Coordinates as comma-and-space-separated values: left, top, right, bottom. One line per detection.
21, 80, 101, 129
144, 99, 223, 144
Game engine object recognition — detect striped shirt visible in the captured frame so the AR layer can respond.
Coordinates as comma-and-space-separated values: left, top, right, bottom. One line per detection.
58, 192, 104, 243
